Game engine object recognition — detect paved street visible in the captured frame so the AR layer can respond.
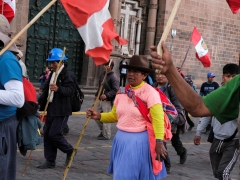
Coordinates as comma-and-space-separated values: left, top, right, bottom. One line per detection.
16, 96, 238, 180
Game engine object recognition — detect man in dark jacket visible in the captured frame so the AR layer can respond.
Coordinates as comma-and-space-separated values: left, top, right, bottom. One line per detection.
38, 48, 75, 169
95, 60, 119, 140
153, 73, 187, 173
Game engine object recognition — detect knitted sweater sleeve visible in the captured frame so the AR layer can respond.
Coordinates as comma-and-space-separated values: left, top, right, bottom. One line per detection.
150, 104, 164, 140
100, 105, 118, 123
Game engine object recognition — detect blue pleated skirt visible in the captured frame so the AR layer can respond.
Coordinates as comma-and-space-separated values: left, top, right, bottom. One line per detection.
108, 130, 167, 180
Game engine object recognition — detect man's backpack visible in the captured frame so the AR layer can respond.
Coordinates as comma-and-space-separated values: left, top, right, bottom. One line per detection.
71, 76, 84, 112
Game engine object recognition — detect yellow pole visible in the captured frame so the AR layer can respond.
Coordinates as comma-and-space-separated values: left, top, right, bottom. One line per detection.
155, 0, 182, 73
0, 0, 58, 56
62, 59, 113, 180
39, 111, 86, 115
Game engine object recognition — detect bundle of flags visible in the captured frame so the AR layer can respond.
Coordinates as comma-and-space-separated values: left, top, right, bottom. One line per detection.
60, 0, 128, 66
0, 0, 15, 22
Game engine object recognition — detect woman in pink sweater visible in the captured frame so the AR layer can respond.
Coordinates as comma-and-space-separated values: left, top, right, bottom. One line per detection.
87, 55, 167, 180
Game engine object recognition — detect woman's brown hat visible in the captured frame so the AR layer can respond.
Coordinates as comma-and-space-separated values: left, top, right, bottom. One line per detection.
120, 55, 154, 73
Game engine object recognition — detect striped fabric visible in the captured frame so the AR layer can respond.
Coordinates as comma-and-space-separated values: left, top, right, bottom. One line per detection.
155, 88, 178, 123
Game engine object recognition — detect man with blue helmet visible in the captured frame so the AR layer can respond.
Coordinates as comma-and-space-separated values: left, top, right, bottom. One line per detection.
38, 48, 75, 169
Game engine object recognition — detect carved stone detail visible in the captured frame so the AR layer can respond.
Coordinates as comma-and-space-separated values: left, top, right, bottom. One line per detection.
149, 4, 158, 9
112, 19, 118, 24
147, 27, 156, 32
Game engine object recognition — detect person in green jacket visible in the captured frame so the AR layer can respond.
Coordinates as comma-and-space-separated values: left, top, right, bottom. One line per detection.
150, 42, 240, 124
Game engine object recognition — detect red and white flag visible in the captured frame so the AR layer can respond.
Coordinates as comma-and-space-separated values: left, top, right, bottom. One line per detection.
0, 0, 15, 22
226, 0, 240, 14
190, 26, 211, 67
60, 0, 128, 66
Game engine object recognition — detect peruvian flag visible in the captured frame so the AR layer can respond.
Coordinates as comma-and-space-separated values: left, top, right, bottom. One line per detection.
60, 0, 128, 66
0, 0, 16, 22
226, 0, 240, 14
190, 26, 211, 67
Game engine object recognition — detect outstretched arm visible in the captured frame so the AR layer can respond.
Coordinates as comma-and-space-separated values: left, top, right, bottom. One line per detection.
150, 42, 211, 117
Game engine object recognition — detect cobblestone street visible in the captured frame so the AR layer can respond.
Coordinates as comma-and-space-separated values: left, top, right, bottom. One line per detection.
16, 96, 238, 180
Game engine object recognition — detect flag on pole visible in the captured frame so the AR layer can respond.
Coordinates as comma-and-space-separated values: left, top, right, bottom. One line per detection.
226, 0, 240, 14
190, 26, 211, 67
60, 0, 128, 66
0, 0, 15, 22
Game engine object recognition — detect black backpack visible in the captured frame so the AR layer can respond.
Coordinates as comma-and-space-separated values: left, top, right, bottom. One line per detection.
71, 77, 84, 112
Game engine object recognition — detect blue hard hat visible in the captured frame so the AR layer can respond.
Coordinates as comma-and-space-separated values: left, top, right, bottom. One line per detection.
46, 48, 68, 61
207, 72, 215, 78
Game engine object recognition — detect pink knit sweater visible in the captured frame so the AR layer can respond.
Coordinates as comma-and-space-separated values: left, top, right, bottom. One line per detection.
115, 83, 161, 132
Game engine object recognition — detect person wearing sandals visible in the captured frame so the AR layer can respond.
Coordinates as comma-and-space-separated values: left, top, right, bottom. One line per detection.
87, 55, 168, 179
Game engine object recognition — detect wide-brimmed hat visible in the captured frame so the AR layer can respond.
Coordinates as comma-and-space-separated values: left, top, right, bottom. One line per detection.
120, 55, 154, 73
0, 14, 18, 53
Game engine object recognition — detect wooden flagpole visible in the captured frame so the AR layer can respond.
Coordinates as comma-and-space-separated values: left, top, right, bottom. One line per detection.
180, 42, 191, 69
22, 150, 32, 176
0, 0, 57, 56
62, 59, 113, 180
155, 0, 182, 73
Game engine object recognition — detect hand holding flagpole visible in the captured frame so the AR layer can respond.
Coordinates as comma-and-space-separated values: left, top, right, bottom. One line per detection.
155, 0, 182, 73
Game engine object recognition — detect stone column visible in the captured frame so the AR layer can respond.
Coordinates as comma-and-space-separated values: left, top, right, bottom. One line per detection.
109, 0, 120, 28
144, 0, 158, 55
109, 0, 120, 52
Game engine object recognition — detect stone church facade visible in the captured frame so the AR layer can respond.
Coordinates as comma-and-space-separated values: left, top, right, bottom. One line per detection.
12, 0, 240, 87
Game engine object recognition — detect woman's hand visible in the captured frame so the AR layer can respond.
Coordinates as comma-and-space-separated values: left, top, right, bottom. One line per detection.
86, 108, 101, 120
155, 142, 167, 162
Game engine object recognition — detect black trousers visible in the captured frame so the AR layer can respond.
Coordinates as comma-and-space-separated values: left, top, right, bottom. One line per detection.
164, 127, 186, 167
44, 115, 73, 162
120, 73, 126, 87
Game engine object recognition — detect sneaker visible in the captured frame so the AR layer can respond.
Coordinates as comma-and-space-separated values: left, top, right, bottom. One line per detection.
166, 167, 171, 174
37, 161, 55, 169
97, 132, 103, 137
98, 136, 109, 140
65, 150, 77, 167
180, 150, 187, 164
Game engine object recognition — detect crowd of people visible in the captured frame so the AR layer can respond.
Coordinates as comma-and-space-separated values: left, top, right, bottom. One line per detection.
1, 12, 240, 180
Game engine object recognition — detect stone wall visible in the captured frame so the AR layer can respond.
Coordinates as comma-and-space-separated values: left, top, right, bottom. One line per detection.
11, 0, 29, 62
153, 0, 240, 87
